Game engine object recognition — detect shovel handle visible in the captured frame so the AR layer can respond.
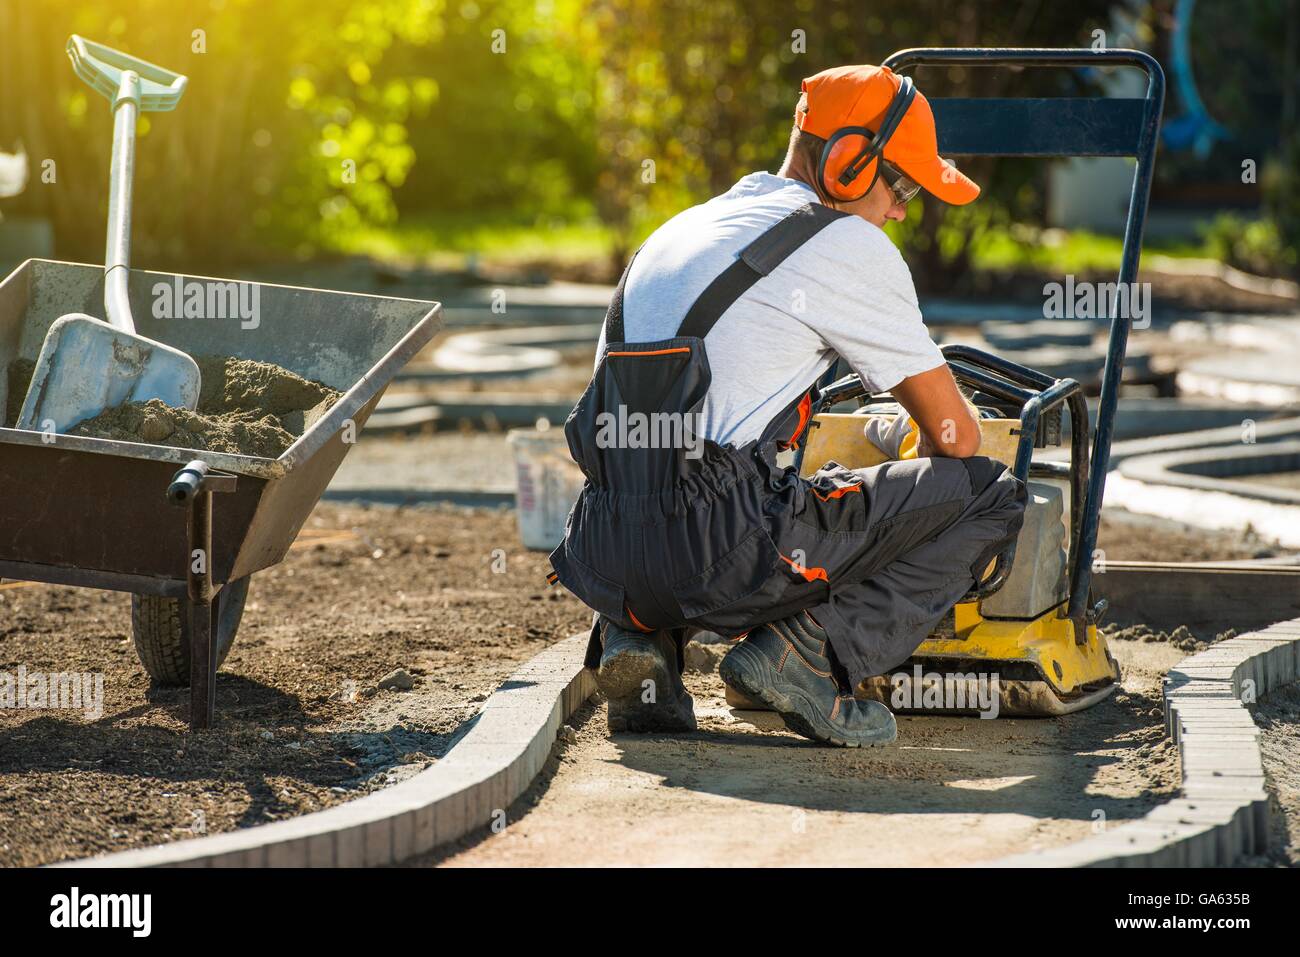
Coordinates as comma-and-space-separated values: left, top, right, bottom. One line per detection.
103, 71, 139, 333
68, 36, 188, 333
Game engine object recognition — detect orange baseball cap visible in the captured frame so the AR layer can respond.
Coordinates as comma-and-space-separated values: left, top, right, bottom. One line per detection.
798, 64, 980, 206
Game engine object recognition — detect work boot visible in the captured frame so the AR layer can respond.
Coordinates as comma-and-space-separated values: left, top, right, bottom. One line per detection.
596, 619, 697, 734
719, 611, 896, 747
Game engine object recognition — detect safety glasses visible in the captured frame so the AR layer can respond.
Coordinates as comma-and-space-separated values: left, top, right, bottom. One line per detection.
879, 159, 921, 206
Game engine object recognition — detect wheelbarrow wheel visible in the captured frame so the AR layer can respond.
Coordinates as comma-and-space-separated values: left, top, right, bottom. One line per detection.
131, 577, 251, 686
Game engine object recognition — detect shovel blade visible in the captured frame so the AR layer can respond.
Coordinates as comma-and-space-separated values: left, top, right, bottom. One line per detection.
16, 313, 201, 435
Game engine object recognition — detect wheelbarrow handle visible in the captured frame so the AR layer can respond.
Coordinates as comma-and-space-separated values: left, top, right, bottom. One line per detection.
168, 460, 237, 506
66, 35, 187, 111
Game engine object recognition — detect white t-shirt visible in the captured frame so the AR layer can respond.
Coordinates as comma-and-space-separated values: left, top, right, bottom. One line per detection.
597, 172, 944, 448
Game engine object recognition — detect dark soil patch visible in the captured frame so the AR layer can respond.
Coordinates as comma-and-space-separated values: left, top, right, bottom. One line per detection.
1102, 622, 1237, 654
0, 503, 588, 866
1097, 509, 1284, 563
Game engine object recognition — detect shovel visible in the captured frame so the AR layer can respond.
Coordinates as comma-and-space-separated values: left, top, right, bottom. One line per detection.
17, 36, 200, 435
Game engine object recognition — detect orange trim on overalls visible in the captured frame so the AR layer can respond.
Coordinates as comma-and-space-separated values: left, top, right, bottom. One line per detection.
811, 482, 863, 502
626, 605, 655, 632
781, 553, 829, 583
780, 392, 813, 450
607, 347, 692, 357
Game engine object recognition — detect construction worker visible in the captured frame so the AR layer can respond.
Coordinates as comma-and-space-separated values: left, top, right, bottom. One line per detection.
550, 64, 1027, 747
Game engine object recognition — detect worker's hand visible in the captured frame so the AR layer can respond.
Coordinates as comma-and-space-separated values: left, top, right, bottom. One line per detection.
863, 412, 915, 460
914, 401, 979, 458
891, 365, 982, 458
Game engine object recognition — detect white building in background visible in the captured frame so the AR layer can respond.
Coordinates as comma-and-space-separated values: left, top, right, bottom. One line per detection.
1046, 49, 1146, 237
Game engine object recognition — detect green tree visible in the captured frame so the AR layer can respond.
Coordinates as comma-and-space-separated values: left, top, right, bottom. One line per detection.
588, 0, 1118, 289
0, 0, 443, 265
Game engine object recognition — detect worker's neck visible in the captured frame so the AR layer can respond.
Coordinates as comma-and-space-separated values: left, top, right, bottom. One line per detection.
777, 159, 816, 192
777, 161, 828, 207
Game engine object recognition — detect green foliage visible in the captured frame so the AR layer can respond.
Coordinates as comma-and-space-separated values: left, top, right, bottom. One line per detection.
0, 0, 450, 262
589, 0, 1120, 282
2, 0, 1290, 286
333, 207, 612, 263
1199, 213, 1298, 278
397, 0, 598, 221
1261, 131, 1300, 277
969, 225, 1203, 273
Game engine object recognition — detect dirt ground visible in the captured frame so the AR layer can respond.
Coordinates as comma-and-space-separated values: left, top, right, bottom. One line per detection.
1095, 507, 1286, 563
0, 498, 1288, 867
0, 503, 589, 867
426, 638, 1183, 868
1244, 683, 1300, 867
414, 508, 1285, 867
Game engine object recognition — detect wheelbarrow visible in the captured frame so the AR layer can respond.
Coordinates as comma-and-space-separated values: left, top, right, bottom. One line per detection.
0, 258, 442, 728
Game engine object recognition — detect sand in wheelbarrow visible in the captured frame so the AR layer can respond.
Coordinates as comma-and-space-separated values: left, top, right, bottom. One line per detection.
4, 355, 340, 458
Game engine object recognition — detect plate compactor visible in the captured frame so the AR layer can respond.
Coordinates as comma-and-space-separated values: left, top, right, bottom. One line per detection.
778, 47, 1166, 718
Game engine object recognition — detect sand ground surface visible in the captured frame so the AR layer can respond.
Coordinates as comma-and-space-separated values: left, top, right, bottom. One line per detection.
1247, 683, 1300, 867
425, 639, 1184, 868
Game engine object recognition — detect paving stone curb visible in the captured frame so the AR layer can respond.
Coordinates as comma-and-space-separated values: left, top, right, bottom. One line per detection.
56, 633, 596, 868
993, 617, 1300, 867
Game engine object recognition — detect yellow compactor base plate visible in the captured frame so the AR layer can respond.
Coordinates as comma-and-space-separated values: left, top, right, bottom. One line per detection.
725, 608, 1121, 717
856, 603, 1122, 717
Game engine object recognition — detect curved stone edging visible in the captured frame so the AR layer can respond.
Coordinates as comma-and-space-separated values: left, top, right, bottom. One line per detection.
1044, 414, 1300, 469
58, 633, 595, 868
994, 616, 1300, 867
1119, 439, 1300, 506
410, 323, 602, 380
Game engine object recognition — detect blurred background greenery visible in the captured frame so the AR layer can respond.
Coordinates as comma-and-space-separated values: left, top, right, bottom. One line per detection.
0, 0, 1295, 290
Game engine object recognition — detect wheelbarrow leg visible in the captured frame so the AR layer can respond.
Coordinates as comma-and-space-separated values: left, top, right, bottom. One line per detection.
167, 460, 237, 731
187, 488, 216, 730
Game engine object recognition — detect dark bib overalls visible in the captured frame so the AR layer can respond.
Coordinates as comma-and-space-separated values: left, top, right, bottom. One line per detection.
550, 202, 1027, 690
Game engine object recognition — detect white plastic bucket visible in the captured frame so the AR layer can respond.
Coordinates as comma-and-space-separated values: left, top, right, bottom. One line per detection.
507, 425, 586, 550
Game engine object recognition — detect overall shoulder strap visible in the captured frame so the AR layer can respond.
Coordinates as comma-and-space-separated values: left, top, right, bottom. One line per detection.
676, 202, 848, 340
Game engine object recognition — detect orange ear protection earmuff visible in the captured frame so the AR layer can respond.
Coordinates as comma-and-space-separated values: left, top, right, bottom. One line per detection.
815, 76, 916, 203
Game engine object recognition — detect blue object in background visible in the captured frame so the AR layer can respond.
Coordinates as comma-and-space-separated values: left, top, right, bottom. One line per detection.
1163, 0, 1231, 157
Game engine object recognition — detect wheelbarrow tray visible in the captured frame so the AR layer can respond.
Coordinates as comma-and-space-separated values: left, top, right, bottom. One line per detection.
0, 258, 442, 597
